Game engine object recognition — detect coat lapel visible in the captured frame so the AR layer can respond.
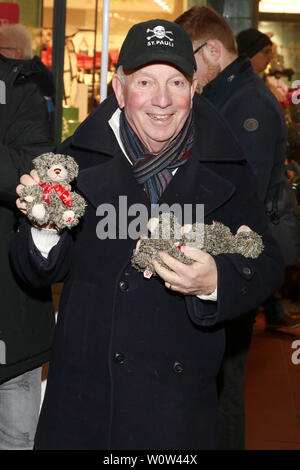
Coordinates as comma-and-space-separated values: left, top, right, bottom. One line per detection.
158, 148, 236, 220
78, 147, 236, 225
77, 149, 150, 212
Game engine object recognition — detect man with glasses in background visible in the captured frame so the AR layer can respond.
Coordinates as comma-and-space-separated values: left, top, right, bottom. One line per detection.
176, 5, 296, 450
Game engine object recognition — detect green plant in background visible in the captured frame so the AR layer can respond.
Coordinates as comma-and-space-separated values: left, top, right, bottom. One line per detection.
62, 107, 80, 140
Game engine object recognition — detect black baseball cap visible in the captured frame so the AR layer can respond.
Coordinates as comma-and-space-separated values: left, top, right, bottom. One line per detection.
117, 19, 197, 78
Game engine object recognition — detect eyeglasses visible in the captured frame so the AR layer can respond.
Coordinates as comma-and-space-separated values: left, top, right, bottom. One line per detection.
193, 42, 207, 54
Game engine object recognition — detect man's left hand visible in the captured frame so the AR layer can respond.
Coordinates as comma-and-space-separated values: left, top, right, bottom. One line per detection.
152, 246, 218, 296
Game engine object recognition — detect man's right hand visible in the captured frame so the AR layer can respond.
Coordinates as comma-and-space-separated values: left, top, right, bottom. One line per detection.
16, 170, 71, 230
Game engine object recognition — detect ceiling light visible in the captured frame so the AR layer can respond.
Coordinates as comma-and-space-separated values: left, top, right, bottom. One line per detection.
259, 0, 300, 14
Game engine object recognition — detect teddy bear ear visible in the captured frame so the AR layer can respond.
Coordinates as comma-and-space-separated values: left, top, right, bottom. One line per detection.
33, 153, 46, 165
181, 224, 193, 235
32, 156, 40, 166
237, 225, 252, 234
66, 155, 79, 175
147, 218, 159, 233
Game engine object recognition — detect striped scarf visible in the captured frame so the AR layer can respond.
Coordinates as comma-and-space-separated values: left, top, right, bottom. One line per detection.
119, 110, 195, 204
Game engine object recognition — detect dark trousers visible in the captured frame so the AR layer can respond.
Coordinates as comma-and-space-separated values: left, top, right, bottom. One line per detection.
217, 311, 256, 450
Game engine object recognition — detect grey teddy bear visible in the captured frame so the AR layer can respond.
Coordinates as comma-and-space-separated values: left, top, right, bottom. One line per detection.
131, 212, 264, 278
20, 152, 86, 230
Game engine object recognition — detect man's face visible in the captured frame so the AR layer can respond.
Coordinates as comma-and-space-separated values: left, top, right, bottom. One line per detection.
113, 63, 197, 154
251, 44, 273, 74
0, 35, 22, 59
193, 41, 221, 92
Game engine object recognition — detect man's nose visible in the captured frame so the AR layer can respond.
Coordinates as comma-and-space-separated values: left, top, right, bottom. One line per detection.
151, 86, 172, 108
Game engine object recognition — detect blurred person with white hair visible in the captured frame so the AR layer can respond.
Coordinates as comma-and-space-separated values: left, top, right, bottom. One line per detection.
0, 23, 33, 59
0, 23, 55, 101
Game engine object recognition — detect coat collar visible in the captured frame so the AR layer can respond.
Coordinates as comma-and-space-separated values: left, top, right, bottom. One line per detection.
78, 137, 236, 220
202, 55, 252, 107
71, 94, 122, 155
75, 91, 245, 217
71, 92, 246, 163
0, 53, 41, 79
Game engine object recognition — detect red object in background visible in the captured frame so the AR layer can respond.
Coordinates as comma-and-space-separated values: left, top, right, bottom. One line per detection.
95, 51, 101, 68
76, 52, 101, 71
41, 47, 119, 71
41, 46, 52, 69
0, 2, 20, 25
109, 48, 119, 66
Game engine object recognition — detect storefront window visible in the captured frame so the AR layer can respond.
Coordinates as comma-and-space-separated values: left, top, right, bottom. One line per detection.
39, 0, 186, 139
259, 19, 300, 82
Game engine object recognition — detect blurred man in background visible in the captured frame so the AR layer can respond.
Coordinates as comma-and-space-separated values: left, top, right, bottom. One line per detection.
0, 23, 55, 449
176, 5, 298, 450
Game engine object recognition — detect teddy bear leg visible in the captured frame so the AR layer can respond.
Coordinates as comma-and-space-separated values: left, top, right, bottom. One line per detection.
62, 210, 75, 225
31, 203, 49, 223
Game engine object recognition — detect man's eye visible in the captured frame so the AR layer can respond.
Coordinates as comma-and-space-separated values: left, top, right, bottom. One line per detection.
137, 80, 150, 87
172, 80, 185, 87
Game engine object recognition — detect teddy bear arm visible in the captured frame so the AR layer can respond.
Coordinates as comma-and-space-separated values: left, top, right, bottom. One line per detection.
233, 232, 264, 258
71, 192, 86, 216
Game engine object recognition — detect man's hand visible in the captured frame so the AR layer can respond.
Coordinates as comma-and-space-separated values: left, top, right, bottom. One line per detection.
16, 169, 71, 230
152, 246, 218, 296
16, 169, 40, 215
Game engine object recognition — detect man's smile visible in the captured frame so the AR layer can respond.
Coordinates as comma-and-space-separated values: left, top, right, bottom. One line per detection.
147, 113, 173, 121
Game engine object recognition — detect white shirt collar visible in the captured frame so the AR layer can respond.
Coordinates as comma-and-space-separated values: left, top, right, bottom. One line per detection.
108, 108, 132, 166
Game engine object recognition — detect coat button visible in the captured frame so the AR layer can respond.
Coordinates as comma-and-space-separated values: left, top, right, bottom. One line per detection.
173, 361, 184, 373
243, 267, 252, 276
240, 287, 247, 296
114, 353, 125, 364
119, 280, 129, 292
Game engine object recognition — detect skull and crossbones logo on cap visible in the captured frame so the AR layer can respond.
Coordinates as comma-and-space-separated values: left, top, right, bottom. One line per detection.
146, 25, 174, 42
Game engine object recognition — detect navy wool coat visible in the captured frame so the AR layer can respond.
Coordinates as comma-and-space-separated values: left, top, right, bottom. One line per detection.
202, 55, 286, 201
11, 94, 283, 450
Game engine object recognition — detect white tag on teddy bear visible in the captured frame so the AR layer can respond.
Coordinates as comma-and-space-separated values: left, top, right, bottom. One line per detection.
143, 269, 153, 279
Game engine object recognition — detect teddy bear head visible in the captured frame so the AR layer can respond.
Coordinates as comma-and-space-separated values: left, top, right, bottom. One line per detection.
33, 152, 79, 184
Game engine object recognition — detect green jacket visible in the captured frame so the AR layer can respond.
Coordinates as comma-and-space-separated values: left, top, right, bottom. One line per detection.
0, 53, 55, 383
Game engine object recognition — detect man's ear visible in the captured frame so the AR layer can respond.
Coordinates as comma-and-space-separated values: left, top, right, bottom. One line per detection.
190, 76, 198, 105
112, 74, 125, 109
205, 39, 221, 62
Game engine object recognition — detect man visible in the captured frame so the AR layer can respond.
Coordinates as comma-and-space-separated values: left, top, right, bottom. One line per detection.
0, 24, 55, 137
175, 6, 298, 450
11, 19, 283, 450
236, 28, 273, 75
175, 7, 284, 202
236, 27, 299, 322
0, 26, 55, 448
0, 23, 55, 97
